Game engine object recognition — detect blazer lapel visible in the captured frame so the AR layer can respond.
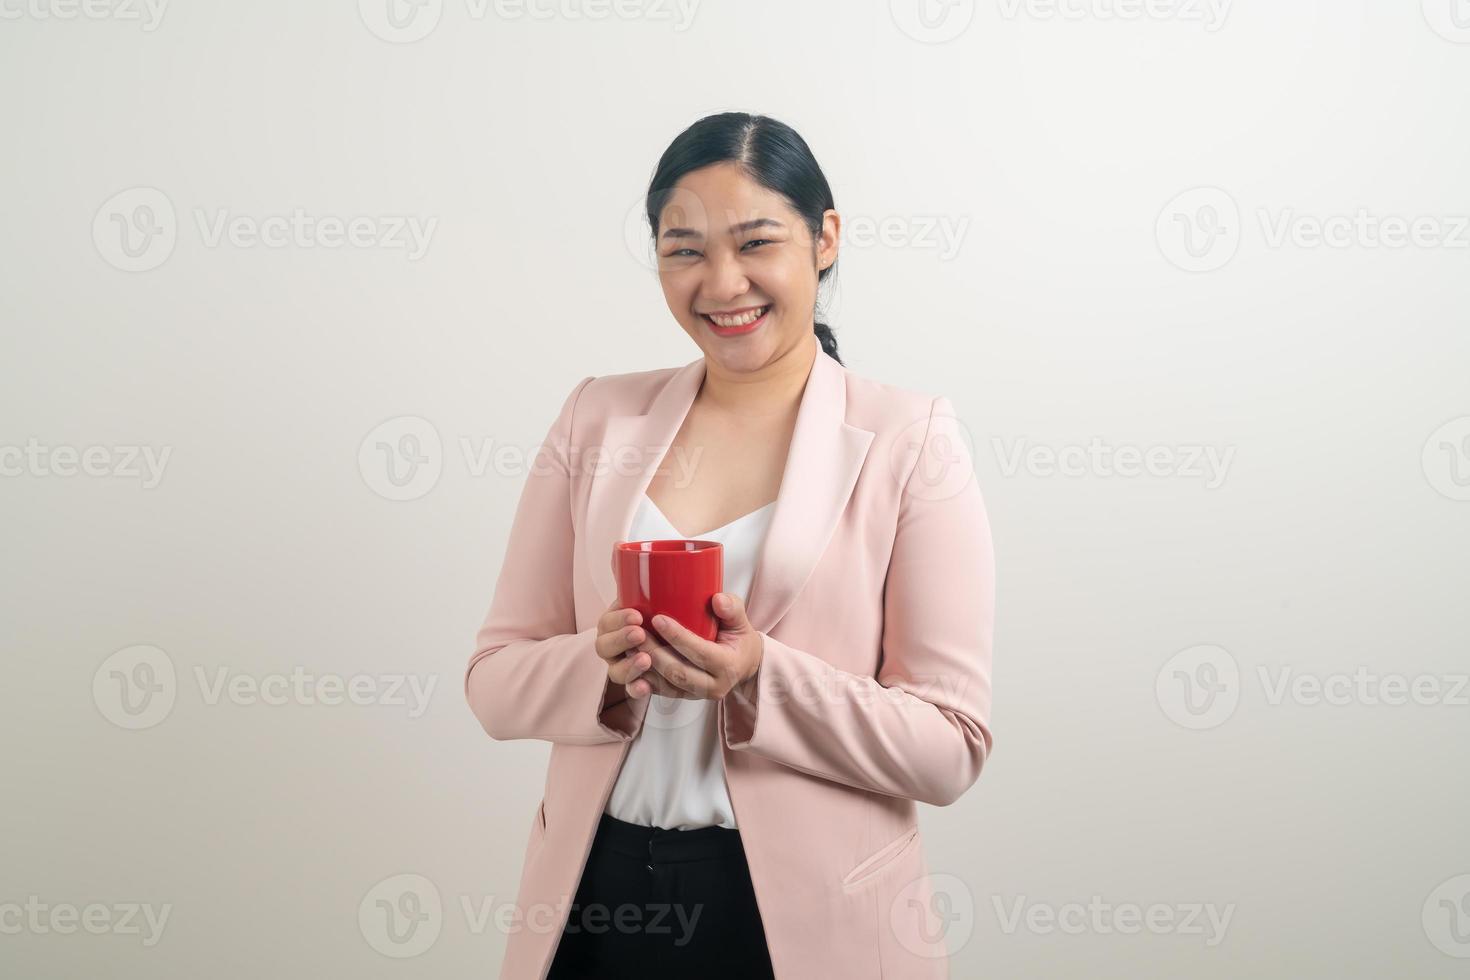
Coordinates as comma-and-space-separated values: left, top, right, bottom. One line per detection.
583, 348, 874, 636
582, 356, 705, 615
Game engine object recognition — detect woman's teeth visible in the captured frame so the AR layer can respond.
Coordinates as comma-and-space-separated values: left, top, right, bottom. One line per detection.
704, 305, 769, 327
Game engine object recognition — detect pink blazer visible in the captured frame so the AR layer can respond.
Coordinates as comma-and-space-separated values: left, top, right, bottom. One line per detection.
465, 347, 996, 979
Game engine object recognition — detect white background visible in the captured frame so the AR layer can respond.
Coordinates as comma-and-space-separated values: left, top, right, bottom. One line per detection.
3, 0, 1469, 976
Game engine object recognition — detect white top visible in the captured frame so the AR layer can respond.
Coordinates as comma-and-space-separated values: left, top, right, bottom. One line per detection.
602, 492, 777, 831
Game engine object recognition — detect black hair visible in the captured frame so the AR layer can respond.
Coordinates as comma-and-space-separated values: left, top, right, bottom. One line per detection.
644, 112, 843, 365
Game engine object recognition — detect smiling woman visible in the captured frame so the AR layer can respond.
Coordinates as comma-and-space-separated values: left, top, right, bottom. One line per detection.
466, 111, 995, 980
646, 113, 844, 370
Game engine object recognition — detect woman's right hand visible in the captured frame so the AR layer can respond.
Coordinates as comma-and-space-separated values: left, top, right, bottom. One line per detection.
597, 600, 655, 692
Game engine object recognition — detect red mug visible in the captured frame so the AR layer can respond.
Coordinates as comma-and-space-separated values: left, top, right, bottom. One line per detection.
612, 539, 724, 646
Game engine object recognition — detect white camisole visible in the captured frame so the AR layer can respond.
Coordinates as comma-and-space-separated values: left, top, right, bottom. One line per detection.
602, 492, 777, 831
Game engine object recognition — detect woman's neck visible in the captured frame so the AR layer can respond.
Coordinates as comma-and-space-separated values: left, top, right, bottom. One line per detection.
696, 333, 819, 422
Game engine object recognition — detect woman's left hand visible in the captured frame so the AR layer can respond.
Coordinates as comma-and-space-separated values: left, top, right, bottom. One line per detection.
625, 592, 763, 701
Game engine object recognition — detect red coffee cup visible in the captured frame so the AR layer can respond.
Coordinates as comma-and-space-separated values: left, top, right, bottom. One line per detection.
612, 539, 724, 646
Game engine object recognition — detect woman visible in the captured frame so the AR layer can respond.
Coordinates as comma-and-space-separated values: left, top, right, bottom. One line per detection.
465, 112, 995, 980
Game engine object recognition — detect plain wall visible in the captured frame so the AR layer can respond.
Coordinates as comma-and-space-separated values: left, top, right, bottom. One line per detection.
3, 1, 1469, 976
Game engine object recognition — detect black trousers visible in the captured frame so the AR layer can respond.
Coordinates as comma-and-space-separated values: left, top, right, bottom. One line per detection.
545, 812, 777, 980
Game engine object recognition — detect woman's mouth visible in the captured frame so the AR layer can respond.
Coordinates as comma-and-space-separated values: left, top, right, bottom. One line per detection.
700, 304, 770, 337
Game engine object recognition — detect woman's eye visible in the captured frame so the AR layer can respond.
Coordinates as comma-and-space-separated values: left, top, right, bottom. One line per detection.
741, 239, 771, 251
665, 248, 700, 258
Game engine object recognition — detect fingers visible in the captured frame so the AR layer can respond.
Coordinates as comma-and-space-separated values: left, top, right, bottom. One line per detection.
610, 647, 653, 687
595, 605, 648, 687
597, 601, 642, 639
620, 634, 700, 700
594, 603, 715, 699
597, 621, 651, 686
641, 640, 716, 698
646, 613, 716, 673
626, 665, 692, 700
712, 591, 748, 626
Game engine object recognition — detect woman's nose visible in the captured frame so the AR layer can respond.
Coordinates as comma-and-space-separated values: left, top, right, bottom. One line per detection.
703, 252, 750, 299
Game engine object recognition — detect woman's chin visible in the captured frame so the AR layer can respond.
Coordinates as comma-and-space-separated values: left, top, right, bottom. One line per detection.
703, 338, 775, 373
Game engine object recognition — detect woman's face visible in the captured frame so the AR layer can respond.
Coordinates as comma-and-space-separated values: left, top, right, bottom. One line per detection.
654, 162, 839, 375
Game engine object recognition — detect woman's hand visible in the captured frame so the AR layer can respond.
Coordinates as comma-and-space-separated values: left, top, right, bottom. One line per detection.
595, 600, 656, 692
625, 592, 764, 701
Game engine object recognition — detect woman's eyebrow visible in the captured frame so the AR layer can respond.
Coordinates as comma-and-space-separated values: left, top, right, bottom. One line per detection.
661, 217, 786, 240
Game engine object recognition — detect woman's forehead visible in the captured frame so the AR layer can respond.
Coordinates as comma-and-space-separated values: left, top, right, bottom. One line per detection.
658, 192, 794, 236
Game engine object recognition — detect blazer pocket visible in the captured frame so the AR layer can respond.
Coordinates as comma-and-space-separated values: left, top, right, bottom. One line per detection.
532, 800, 547, 844
841, 825, 920, 890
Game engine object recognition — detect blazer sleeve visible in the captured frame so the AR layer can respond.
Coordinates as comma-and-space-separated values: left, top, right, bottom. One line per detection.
720, 394, 995, 807
464, 374, 644, 745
